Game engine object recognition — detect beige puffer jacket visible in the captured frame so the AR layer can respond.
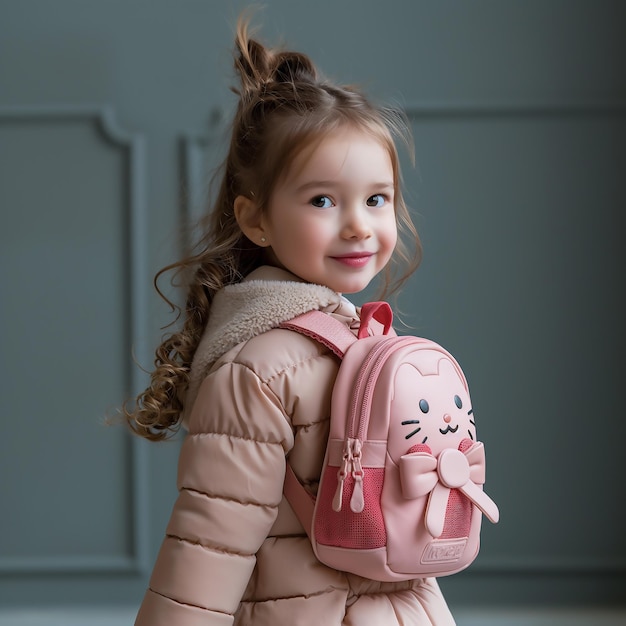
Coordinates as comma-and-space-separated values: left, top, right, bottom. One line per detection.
135, 266, 456, 626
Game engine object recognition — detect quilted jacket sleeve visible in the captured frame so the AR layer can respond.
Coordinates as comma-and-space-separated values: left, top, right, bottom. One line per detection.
135, 360, 295, 626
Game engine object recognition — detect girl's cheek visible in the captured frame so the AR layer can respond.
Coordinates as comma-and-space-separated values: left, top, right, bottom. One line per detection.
387, 220, 399, 248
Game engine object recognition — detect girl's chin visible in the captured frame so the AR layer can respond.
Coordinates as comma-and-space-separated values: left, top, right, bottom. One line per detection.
327, 279, 373, 295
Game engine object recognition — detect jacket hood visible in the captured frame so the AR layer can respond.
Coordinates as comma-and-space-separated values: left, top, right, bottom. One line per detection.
184, 266, 357, 420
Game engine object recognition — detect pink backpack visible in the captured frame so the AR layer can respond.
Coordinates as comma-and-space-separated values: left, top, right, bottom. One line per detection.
281, 302, 499, 581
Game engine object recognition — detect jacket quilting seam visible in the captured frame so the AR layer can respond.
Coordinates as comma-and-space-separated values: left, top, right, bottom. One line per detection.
293, 414, 330, 431
223, 349, 333, 386
346, 583, 422, 600
262, 347, 334, 385
238, 585, 347, 604
165, 533, 257, 558
147, 587, 231, 615
202, 360, 292, 431
186, 431, 287, 445
179, 486, 280, 509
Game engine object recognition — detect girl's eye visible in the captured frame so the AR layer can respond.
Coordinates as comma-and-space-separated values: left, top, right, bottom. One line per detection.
311, 195, 333, 208
366, 194, 386, 207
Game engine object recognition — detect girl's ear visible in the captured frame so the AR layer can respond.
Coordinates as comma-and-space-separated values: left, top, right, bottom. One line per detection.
234, 195, 270, 247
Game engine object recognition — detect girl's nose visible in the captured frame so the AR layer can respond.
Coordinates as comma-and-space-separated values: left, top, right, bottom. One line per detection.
443, 414, 452, 423
341, 206, 372, 240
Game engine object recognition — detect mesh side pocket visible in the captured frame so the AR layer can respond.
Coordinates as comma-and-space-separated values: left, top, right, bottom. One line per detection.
315, 466, 386, 549
440, 489, 472, 539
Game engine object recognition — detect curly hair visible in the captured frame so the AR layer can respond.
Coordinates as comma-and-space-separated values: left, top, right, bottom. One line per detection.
123, 15, 421, 441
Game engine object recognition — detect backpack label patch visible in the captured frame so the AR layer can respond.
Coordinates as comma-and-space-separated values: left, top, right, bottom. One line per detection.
421, 538, 468, 564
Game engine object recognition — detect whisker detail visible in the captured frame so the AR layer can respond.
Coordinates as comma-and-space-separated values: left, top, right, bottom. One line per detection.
405, 427, 422, 440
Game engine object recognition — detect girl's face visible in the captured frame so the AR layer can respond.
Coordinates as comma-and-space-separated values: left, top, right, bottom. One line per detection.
261, 126, 398, 294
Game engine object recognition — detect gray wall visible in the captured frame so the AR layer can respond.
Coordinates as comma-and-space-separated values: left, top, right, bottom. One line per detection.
1, 0, 625, 622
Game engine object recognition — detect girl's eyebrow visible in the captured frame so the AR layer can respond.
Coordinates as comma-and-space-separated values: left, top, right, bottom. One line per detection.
296, 180, 339, 192
295, 180, 395, 193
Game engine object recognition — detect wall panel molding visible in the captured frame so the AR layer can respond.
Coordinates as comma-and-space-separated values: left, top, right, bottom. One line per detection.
0, 105, 149, 575
403, 100, 626, 118
179, 126, 223, 224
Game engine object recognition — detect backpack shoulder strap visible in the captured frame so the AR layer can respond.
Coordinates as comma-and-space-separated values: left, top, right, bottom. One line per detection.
280, 310, 355, 536
283, 464, 314, 537
279, 301, 394, 357
280, 310, 357, 358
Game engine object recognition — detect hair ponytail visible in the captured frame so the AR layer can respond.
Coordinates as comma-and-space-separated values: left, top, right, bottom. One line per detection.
234, 19, 317, 96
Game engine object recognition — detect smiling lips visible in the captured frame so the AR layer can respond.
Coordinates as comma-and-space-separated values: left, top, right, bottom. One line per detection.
330, 252, 374, 268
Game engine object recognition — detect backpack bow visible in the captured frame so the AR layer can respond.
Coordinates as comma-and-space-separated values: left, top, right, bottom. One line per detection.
399, 442, 500, 538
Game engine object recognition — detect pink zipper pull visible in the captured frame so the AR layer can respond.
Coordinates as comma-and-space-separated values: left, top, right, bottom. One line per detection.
333, 448, 351, 512
350, 459, 364, 513
350, 440, 365, 513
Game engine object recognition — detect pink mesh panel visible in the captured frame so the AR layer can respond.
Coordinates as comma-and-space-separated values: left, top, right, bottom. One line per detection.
458, 438, 474, 453
441, 488, 472, 538
315, 466, 386, 549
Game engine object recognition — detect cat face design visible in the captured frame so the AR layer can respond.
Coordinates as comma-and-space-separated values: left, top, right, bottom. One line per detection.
388, 356, 476, 460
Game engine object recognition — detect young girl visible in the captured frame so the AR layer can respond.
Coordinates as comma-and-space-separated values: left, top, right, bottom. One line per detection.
127, 17, 456, 626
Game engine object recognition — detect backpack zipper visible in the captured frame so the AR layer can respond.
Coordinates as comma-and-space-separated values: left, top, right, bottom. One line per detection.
355, 336, 420, 439
333, 336, 420, 513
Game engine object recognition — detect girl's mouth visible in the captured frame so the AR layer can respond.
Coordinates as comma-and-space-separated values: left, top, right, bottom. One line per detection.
331, 253, 374, 268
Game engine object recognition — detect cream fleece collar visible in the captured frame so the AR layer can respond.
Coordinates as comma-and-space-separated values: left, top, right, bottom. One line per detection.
184, 266, 352, 418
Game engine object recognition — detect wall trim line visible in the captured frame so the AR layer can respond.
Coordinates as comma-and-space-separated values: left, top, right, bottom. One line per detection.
403, 101, 626, 118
